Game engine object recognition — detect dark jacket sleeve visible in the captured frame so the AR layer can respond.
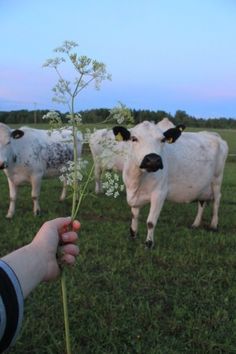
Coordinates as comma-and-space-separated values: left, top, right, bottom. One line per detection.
0, 260, 24, 353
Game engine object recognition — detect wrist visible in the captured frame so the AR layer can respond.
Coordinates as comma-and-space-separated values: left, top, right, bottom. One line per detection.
27, 242, 48, 282
2, 243, 46, 298
29, 240, 60, 282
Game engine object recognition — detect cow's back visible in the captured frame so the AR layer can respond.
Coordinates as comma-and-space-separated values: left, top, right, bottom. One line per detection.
164, 131, 228, 203
8, 127, 82, 180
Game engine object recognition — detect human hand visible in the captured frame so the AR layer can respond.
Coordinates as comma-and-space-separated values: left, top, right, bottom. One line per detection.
31, 217, 80, 282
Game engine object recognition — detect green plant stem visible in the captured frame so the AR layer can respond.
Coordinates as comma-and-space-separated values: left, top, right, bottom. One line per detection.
61, 105, 78, 354
72, 163, 95, 220
44, 42, 110, 354
71, 111, 79, 219
61, 271, 72, 354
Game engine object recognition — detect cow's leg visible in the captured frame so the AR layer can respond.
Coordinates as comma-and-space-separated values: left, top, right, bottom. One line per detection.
94, 163, 102, 194
6, 179, 18, 218
60, 179, 67, 201
210, 181, 221, 230
192, 201, 206, 228
31, 175, 42, 216
145, 193, 166, 248
130, 207, 140, 238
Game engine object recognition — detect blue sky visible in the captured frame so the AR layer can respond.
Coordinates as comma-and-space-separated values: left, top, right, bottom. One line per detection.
1, 0, 236, 118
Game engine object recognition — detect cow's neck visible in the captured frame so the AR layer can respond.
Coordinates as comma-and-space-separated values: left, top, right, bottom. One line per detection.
123, 159, 144, 198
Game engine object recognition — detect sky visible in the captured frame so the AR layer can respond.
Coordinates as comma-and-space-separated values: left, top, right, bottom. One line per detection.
0, 0, 236, 118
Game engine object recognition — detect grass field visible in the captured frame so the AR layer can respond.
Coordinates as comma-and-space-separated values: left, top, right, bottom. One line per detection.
0, 126, 236, 353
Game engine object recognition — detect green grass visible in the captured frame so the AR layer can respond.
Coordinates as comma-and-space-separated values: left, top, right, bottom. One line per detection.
0, 129, 236, 353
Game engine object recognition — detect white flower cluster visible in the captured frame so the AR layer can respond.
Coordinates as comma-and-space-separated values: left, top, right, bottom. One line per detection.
54, 40, 78, 53
42, 110, 63, 130
108, 102, 134, 125
59, 159, 88, 186
102, 172, 125, 198
66, 113, 82, 125
42, 111, 61, 121
110, 111, 125, 124
42, 57, 65, 68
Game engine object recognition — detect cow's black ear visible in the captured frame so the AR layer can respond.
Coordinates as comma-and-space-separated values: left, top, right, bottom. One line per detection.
162, 125, 185, 144
177, 124, 186, 132
11, 130, 24, 139
113, 126, 131, 141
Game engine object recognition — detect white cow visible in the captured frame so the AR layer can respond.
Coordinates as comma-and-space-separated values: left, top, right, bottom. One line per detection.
156, 117, 175, 130
89, 128, 128, 193
0, 123, 83, 218
89, 118, 175, 193
112, 120, 228, 248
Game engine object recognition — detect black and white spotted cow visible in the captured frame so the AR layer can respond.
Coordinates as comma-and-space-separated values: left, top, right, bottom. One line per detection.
113, 120, 228, 248
0, 123, 83, 218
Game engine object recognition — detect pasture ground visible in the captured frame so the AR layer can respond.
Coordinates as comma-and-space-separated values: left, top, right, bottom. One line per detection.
0, 126, 236, 353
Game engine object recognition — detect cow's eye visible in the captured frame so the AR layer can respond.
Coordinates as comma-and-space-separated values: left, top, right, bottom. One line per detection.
131, 136, 138, 142
6, 141, 10, 145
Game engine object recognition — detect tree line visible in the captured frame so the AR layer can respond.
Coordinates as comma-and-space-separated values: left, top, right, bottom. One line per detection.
0, 108, 236, 129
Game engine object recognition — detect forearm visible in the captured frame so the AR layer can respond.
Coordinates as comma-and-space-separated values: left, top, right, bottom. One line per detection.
1, 243, 46, 299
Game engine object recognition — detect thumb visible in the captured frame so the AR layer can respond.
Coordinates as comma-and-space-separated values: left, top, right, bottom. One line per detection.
54, 217, 72, 233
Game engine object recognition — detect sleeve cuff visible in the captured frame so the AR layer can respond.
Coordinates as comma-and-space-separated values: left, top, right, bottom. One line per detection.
0, 260, 24, 352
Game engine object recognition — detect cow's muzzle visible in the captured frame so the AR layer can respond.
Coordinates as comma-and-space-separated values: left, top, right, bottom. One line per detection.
140, 153, 163, 172
0, 161, 8, 169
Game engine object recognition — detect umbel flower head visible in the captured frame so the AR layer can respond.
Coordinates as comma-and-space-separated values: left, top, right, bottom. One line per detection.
103, 101, 134, 125
59, 159, 88, 186
43, 40, 111, 112
102, 172, 125, 198
66, 113, 82, 126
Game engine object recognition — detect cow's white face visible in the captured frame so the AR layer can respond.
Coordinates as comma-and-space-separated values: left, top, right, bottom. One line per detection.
128, 121, 165, 172
113, 120, 184, 173
0, 123, 24, 169
113, 121, 165, 172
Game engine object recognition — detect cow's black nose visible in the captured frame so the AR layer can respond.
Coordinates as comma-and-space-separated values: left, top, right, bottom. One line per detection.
140, 153, 163, 172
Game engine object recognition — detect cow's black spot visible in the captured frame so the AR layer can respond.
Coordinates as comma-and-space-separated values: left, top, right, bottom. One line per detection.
44, 143, 73, 169
147, 222, 154, 229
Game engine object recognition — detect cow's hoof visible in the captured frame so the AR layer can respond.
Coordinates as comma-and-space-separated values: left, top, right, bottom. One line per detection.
130, 236, 137, 241
145, 240, 153, 249
6, 214, 13, 219
34, 209, 41, 216
129, 227, 137, 239
190, 224, 199, 229
208, 226, 218, 233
